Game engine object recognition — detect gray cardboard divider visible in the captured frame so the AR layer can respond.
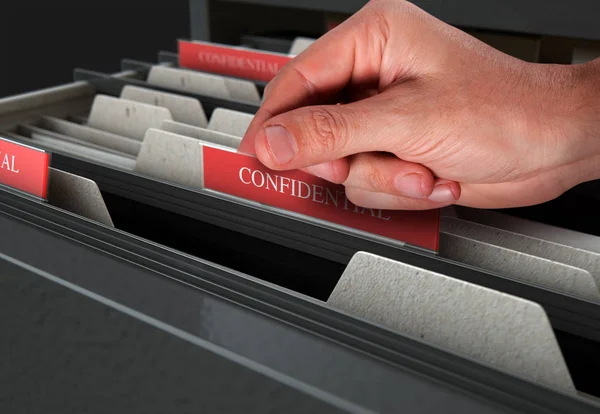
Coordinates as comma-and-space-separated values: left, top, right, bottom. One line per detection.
289, 37, 316, 55
86, 95, 173, 141
444, 206, 600, 254
438, 232, 600, 302
207, 107, 254, 138
120, 85, 208, 128
441, 216, 600, 291
147, 64, 261, 105
48, 167, 114, 227
2, 126, 135, 171
160, 120, 241, 149
28, 131, 136, 171
223, 78, 262, 104
18, 124, 133, 160
134, 128, 234, 191
327, 251, 576, 393
39, 116, 141, 156
147, 65, 231, 100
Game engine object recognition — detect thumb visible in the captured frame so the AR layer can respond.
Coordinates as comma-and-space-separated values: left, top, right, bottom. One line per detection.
252, 97, 392, 171
238, 2, 394, 155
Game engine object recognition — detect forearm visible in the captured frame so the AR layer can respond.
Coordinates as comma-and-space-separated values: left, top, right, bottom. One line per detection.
522, 58, 600, 190
564, 58, 600, 185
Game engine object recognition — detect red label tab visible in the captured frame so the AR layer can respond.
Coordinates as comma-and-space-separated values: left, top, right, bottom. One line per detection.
0, 137, 49, 199
179, 40, 292, 83
203, 147, 440, 251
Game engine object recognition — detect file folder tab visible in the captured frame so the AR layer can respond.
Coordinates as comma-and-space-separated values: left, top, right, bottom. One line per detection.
47, 168, 114, 227
0, 136, 49, 200
439, 232, 600, 302
87, 95, 172, 141
208, 107, 253, 137
120, 85, 208, 128
160, 120, 241, 149
147, 66, 231, 100
289, 37, 315, 55
328, 252, 576, 393
202, 146, 440, 251
135, 129, 206, 190
178, 40, 292, 83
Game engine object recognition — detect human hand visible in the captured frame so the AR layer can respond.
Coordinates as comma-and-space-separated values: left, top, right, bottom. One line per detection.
238, 0, 600, 210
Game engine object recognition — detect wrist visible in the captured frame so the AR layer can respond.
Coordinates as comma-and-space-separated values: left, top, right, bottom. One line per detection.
526, 60, 600, 187
565, 59, 600, 183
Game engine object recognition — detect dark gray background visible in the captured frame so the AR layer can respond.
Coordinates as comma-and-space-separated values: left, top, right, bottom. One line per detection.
0, 0, 190, 97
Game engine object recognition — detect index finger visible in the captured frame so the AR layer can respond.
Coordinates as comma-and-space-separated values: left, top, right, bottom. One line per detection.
238, 4, 387, 154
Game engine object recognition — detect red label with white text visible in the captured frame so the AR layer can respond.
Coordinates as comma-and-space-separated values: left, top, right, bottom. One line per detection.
0, 137, 49, 199
203, 147, 440, 251
179, 40, 292, 83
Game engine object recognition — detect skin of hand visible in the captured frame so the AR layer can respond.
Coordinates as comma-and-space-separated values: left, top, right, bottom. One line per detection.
238, 0, 600, 211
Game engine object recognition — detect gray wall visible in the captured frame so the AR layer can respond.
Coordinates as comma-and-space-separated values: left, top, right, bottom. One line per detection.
0, 0, 190, 97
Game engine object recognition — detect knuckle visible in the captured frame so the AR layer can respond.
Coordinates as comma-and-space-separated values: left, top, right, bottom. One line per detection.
367, 5, 392, 40
344, 187, 367, 208
347, 154, 395, 192
364, 164, 394, 192
305, 107, 348, 154
291, 66, 316, 96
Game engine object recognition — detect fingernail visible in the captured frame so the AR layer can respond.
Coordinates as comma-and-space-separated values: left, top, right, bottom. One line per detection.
395, 173, 425, 198
306, 162, 334, 181
429, 183, 459, 203
264, 125, 297, 164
